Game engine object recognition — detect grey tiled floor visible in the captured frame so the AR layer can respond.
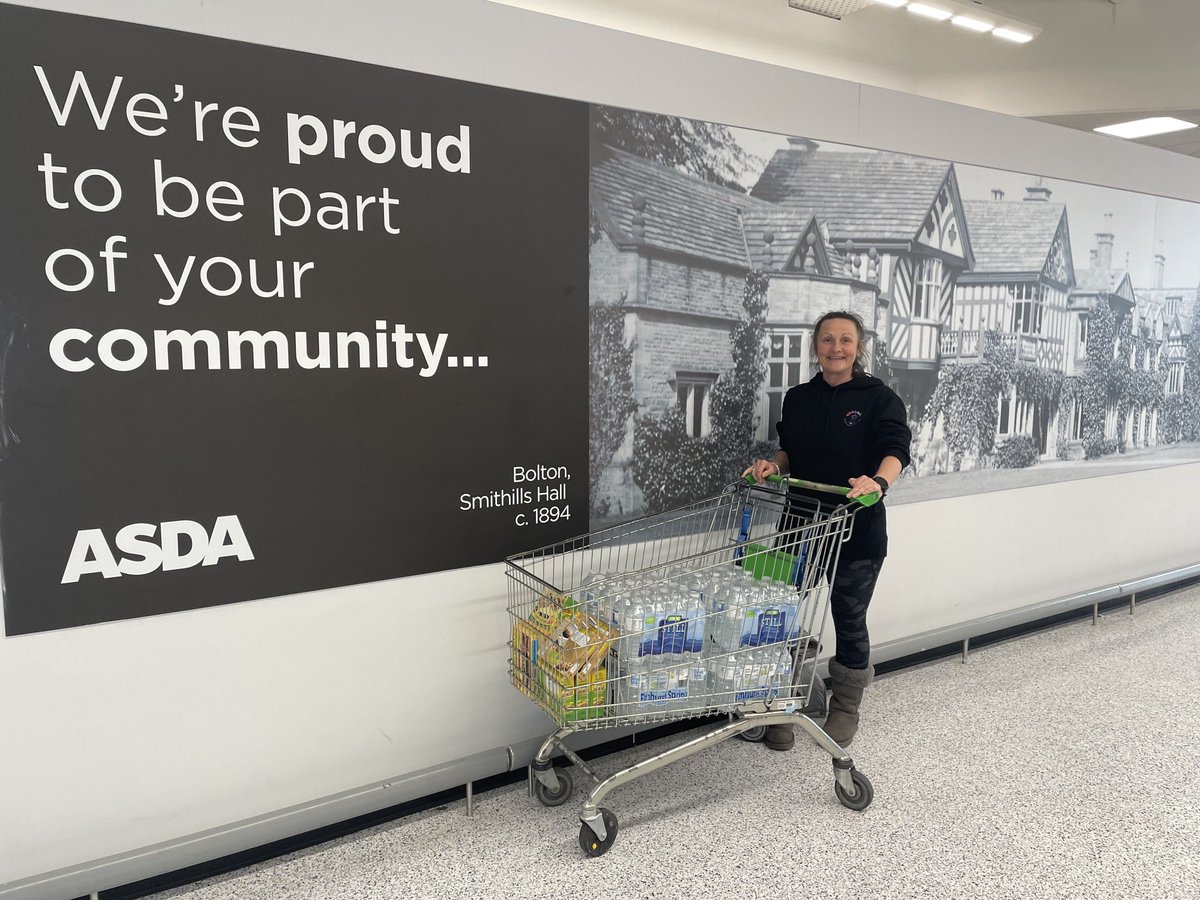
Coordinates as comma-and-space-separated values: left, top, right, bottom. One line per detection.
153, 584, 1200, 900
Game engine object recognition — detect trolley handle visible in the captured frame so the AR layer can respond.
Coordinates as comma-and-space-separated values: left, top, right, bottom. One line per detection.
744, 472, 882, 508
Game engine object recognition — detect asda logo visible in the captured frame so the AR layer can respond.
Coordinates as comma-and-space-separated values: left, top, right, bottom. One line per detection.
61, 516, 254, 584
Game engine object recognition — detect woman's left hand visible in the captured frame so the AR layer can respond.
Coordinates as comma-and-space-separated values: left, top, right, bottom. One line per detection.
846, 475, 882, 499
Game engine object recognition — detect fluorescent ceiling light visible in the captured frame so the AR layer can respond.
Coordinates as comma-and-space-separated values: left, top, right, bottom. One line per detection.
992, 26, 1034, 42
907, 3, 952, 19
951, 14, 993, 31
1094, 117, 1199, 139
866, 0, 1041, 43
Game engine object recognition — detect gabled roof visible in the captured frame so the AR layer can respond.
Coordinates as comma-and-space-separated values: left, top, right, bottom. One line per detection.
749, 146, 954, 244
960, 200, 1070, 277
740, 207, 843, 273
590, 147, 849, 279
1075, 266, 1133, 295
1139, 287, 1198, 337
1134, 287, 1197, 306
1166, 312, 1194, 338
590, 146, 764, 269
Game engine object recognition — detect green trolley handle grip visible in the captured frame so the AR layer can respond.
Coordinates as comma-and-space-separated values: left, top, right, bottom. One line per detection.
744, 472, 882, 508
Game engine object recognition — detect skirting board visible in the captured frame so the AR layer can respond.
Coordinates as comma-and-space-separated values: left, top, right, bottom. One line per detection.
4, 562, 1197, 900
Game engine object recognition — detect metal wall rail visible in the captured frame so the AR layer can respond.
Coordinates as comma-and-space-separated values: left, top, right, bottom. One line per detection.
870, 562, 1200, 666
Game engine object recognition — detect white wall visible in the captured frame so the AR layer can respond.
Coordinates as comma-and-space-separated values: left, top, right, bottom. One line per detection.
2, 0, 1199, 892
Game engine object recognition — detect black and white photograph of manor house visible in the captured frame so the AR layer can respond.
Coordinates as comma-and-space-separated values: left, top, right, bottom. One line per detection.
587, 106, 1200, 523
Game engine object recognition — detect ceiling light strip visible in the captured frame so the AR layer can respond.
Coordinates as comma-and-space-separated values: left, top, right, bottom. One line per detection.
907, 3, 952, 20
950, 14, 993, 32
871, 0, 1041, 43
992, 26, 1034, 43
1094, 117, 1199, 140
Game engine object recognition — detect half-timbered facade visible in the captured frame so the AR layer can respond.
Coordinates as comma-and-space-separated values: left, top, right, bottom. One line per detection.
589, 147, 880, 518
1135, 285, 1193, 397
950, 191, 1076, 457
751, 139, 975, 419
740, 207, 881, 441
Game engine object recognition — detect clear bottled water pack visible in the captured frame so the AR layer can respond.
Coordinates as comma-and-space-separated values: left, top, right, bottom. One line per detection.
577, 564, 809, 715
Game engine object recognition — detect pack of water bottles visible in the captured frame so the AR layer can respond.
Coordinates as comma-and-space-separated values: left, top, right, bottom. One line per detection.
574, 556, 814, 717
507, 479, 854, 730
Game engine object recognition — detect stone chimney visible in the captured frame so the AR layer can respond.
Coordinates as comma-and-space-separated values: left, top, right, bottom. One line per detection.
631, 195, 647, 241
1154, 252, 1166, 289
1025, 177, 1053, 202
1095, 214, 1114, 272
991, 188, 1005, 201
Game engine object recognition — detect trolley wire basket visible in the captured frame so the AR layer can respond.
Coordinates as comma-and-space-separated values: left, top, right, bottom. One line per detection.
506, 475, 879, 856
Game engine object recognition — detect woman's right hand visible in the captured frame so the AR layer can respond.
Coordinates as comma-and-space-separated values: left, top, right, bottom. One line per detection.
742, 459, 781, 484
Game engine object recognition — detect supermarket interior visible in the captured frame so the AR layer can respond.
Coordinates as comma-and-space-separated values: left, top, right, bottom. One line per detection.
0, 1, 1198, 898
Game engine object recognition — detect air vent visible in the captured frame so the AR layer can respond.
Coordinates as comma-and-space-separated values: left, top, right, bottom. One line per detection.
787, 0, 878, 19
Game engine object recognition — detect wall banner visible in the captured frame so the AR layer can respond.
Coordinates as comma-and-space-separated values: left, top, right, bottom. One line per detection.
0, 3, 590, 635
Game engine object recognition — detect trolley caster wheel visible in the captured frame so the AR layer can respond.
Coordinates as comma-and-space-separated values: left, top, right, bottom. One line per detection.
834, 768, 874, 811
578, 808, 619, 857
533, 768, 574, 807
739, 725, 768, 743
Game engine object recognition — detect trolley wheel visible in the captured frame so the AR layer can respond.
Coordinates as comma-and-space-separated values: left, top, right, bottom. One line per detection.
834, 768, 874, 811
739, 725, 768, 743
578, 808, 619, 857
532, 768, 574, 807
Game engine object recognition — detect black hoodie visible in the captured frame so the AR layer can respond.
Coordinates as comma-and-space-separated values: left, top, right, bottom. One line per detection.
776, 372, 912, 561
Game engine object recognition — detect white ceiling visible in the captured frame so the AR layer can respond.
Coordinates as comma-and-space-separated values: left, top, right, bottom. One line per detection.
488, 0, 1200, 157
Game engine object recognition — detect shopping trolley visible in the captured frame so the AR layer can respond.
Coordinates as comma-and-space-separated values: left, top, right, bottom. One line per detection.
506, 474, 879, 856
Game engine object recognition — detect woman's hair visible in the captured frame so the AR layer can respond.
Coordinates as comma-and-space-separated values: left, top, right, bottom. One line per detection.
810, 310, 869, 378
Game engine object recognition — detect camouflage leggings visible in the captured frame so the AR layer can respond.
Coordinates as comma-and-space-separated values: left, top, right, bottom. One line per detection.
829, 558, 883, 671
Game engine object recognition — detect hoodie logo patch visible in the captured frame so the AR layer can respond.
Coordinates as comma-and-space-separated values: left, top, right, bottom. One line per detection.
843, 410, 862, 427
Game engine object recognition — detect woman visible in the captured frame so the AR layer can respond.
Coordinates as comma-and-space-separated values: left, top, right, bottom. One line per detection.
744, 310, 911, 750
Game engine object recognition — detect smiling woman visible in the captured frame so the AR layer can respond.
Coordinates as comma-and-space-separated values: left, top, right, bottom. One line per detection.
814, 313, 866, 385
743, 308, 912, 751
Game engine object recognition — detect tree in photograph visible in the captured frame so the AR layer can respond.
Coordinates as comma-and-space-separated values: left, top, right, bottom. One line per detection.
1116, 329, 1168, 448
922, 331, 1008, 471
631, 406, 724, 514
872, 336, 895, 384
1184, 297, 1200, 437
591, 106, 760, 192
707, 271, 770, 482
1077, 300, 1124, 459
589, 301, 637, 510
1057, 375, 1081, 459
1159, 294, 1200, 443
632, 272, 770, 513
922, 332, 1063, 471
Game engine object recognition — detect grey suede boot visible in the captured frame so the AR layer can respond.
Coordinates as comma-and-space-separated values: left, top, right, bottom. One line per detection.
764, 722, 794, 751
824, 658, 874, 747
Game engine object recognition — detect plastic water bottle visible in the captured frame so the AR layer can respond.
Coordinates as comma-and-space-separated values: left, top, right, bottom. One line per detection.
714, 654, 738, 707
579, 570, 604, 620
683, 581, 707, 708
777, 646, 795, 700
622, 590, 648, 710
667, 586, 688, 709
640, 588, 663, 709
709, 583, 739, 654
